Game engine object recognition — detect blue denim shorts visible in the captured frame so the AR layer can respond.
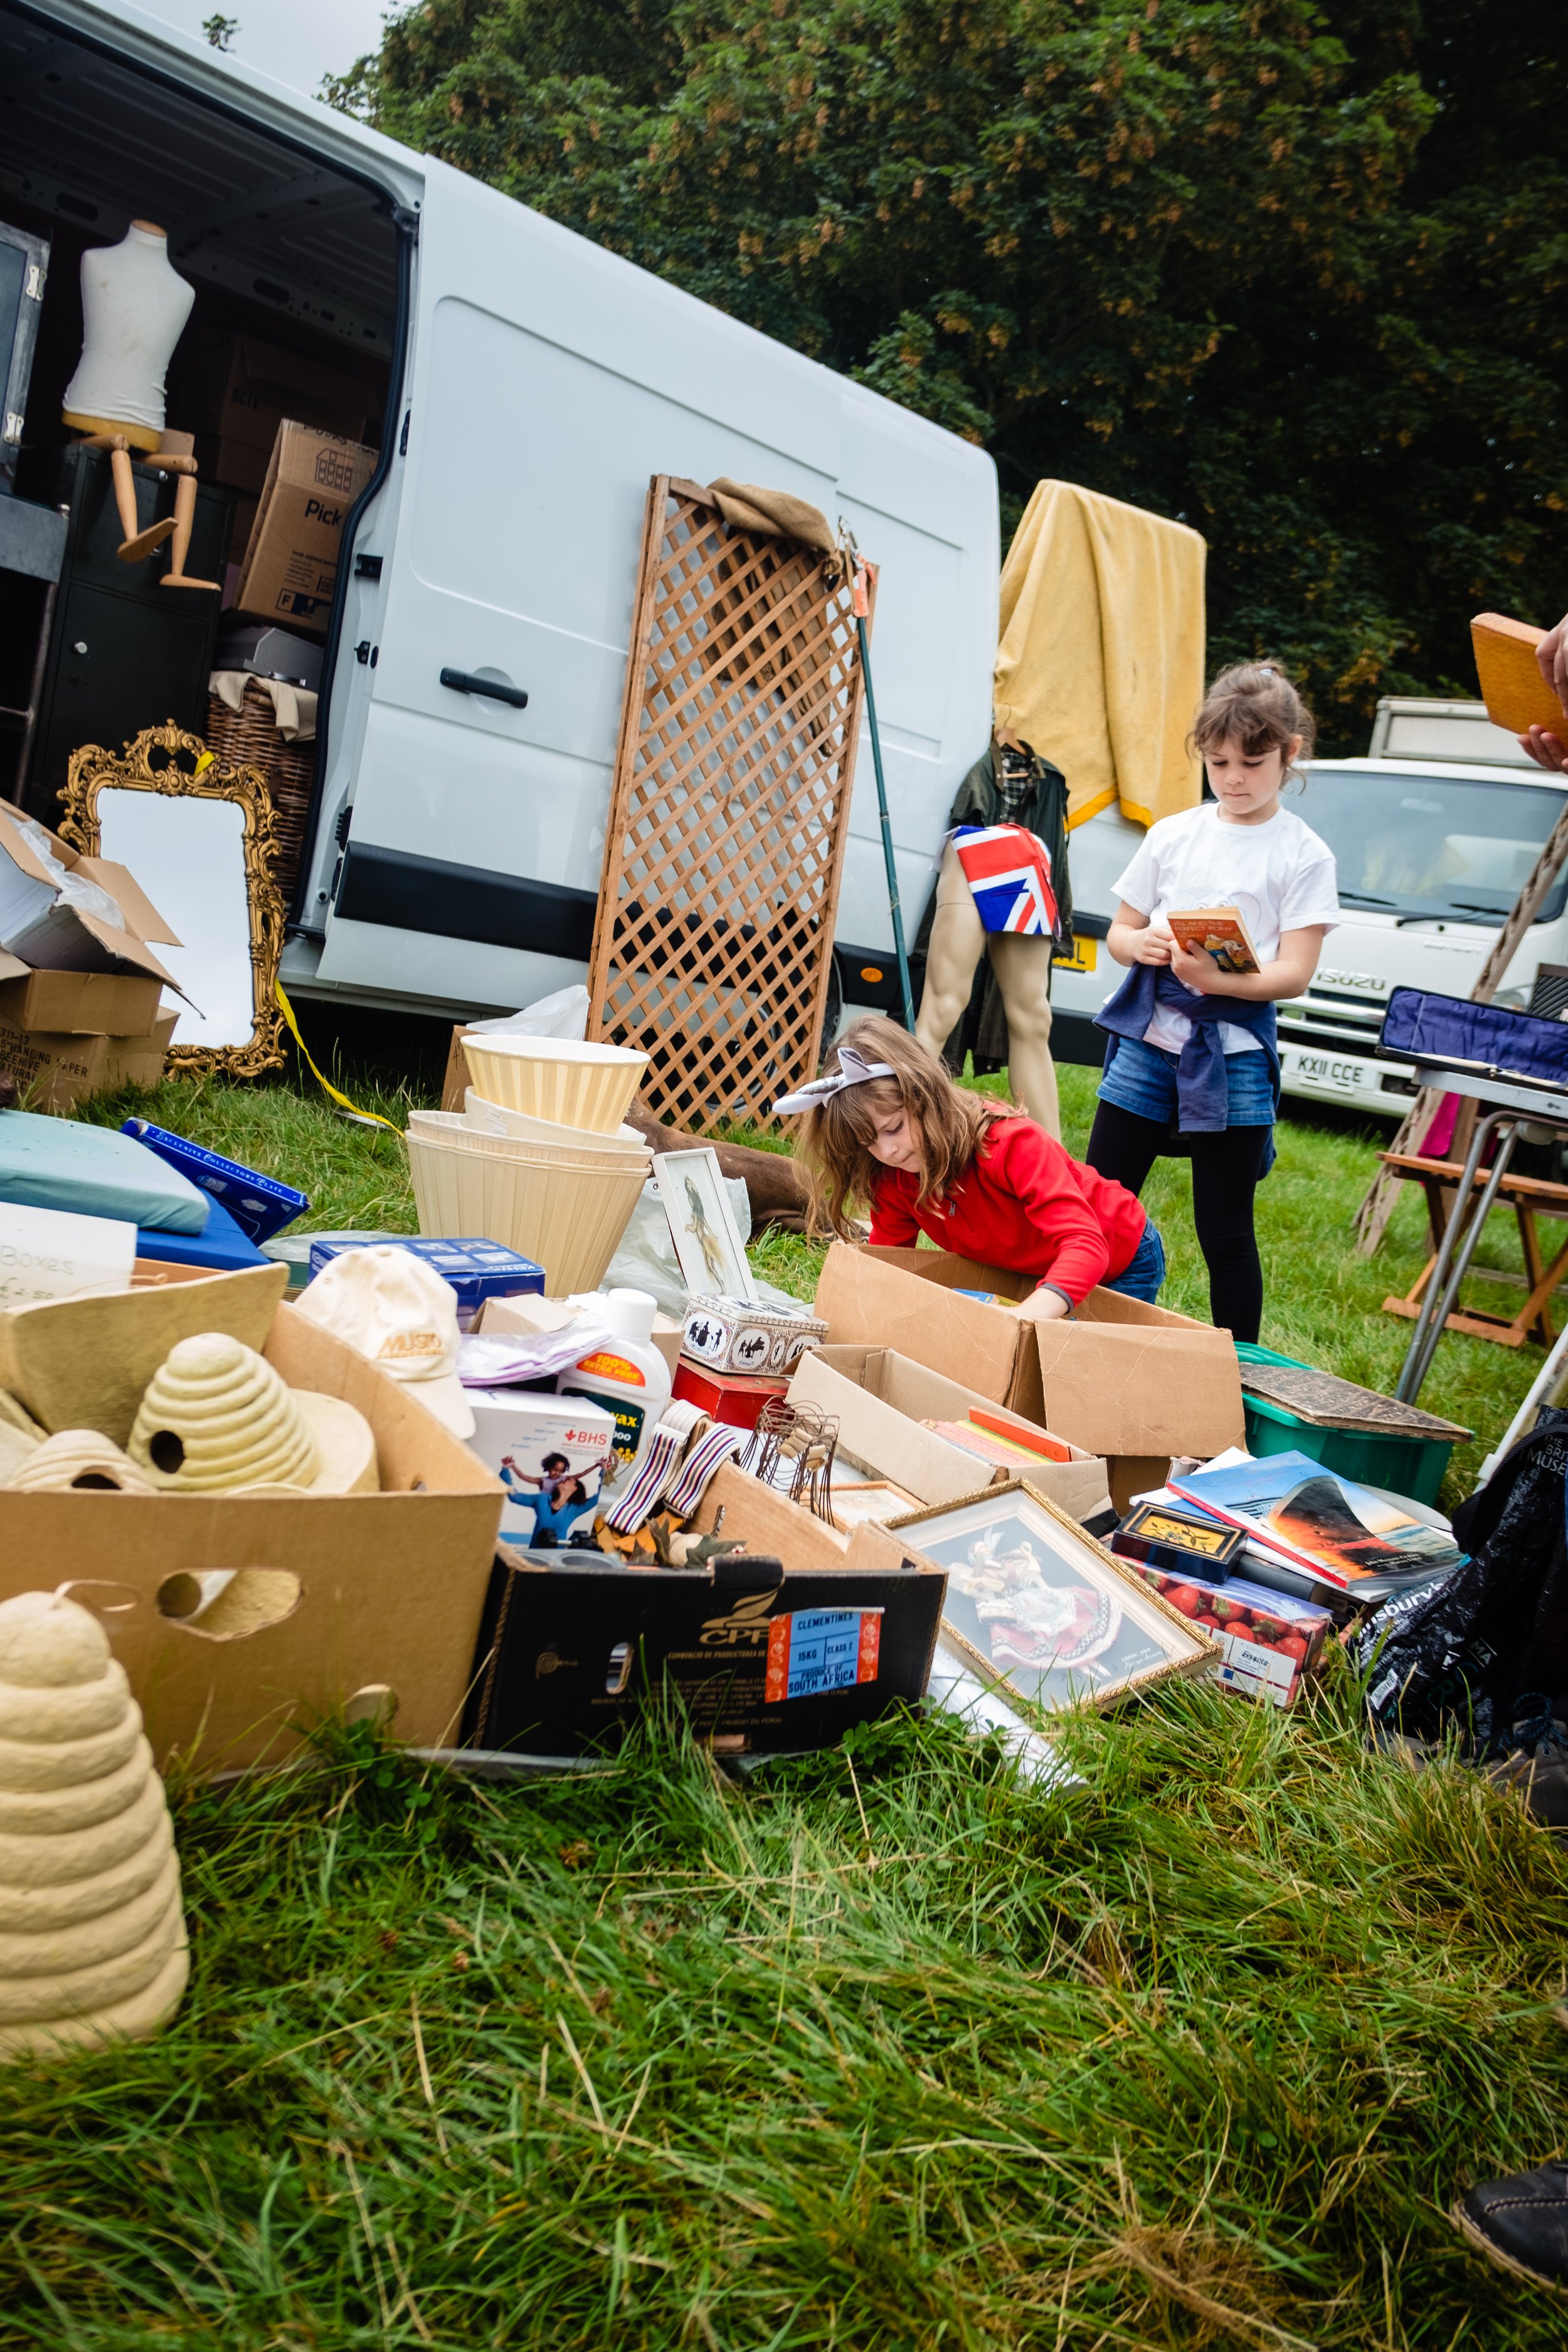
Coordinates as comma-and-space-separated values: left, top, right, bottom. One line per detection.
1102, 1217, 1166, 1303
1097, 1034, 1275, 1128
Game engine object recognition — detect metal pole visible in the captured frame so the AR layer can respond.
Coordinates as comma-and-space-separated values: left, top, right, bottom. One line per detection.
853, 570, 915, 1031
1399, 1113, 1520, 1403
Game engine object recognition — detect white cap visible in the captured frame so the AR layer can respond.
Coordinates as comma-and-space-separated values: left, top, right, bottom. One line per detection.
294, 1245, 475, 1439
603, 1287, 657, 1345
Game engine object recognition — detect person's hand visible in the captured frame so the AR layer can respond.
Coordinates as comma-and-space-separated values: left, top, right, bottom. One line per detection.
1029, 1286, 1073, 1320
1537, 613, 1568, 708
1129, 922, 1174, 967
1520, 723, 1568, 775
1169, 939, 1222, 993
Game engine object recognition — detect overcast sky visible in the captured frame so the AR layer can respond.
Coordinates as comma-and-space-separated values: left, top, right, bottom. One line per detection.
107, 0, 392, 99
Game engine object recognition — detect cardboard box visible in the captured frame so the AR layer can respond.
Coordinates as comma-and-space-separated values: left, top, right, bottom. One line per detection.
686, 1458, 850, 1567
0, 1020, 108, 1112
813, 1243, 1244, 1512
0, 1297, 504, 1770
178, 329, 374, 459
462, 1539, 945, 1757
1113, 1552, 1333, 1710
0, 817, 181, 987
0, 963, 166, 1037
672, 1360, 790, 1428
466, 1392, 617, 1549
100, 1011, 179, 1092
235, 422, 379, 637
789, 1343, 1110, 1522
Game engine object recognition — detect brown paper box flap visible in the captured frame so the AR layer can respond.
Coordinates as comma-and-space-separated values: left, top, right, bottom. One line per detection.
0, 1262, 287, 1441
72, 855, 183, 949
812, 1242, 1032, 1405
689, 1460, 850, 1567
0, 951, 27, 984
1032, 1318, 1244, 1458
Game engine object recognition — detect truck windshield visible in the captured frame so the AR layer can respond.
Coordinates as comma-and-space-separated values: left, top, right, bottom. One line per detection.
1300, 770, 1568, 928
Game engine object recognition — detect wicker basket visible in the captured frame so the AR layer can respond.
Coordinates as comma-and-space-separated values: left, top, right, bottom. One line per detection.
203, 681, 315, 902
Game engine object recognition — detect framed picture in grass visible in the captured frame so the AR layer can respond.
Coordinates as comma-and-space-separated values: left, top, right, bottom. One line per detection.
887, 1479, 1218, 1715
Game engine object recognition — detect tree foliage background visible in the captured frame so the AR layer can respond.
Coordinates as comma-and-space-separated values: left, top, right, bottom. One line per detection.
329, 0, 1567, 752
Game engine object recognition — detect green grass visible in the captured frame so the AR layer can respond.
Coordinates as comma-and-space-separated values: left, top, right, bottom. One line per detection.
6, 1061, 1565, 2348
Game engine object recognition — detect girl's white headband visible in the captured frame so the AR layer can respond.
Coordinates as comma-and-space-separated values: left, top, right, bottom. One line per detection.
773, 1042, 896, 1117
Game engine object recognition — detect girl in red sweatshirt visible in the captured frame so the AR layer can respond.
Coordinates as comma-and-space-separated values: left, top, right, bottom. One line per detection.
778, 1017, 1161, 1318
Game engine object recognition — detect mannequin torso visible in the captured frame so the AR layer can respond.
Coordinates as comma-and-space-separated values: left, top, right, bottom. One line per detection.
62, 222, 193, 450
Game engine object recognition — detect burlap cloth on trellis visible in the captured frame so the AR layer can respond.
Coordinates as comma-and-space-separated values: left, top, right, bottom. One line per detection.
707, 479, 837, 560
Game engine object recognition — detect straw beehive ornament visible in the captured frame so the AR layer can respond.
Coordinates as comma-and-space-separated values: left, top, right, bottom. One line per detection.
127, 1333, 378, 1495
0, 1591, 188, 2061
7, 1431, 156, 1493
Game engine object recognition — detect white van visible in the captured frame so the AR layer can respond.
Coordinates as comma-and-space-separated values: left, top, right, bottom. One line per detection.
3, 0, 997, 1025
1051, 698, 1568, 1120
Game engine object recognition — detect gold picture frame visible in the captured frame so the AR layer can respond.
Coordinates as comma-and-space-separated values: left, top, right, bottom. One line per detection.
58, 723, 287, 1079
886, 1477, 1219, 1718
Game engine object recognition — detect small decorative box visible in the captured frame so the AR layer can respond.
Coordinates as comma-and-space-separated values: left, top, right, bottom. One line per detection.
682, 1293, 829, 1377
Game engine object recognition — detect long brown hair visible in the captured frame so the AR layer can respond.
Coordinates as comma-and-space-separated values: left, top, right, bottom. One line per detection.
793, 1016, 1015, 1238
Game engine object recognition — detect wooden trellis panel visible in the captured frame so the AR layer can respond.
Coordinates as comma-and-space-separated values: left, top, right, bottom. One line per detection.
587, 476, 871, 1134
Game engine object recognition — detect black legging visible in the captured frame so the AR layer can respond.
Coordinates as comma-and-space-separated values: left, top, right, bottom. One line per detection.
1086, 1101, 1272, 1344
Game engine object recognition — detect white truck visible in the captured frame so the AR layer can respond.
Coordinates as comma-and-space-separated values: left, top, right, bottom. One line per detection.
1050, 698, 1568, 1119
2, 0, 997, 1025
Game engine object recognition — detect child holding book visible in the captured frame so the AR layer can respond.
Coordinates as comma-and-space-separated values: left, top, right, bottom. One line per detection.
778, 1018, 1161, 1318
1085, 660, 1340, 1343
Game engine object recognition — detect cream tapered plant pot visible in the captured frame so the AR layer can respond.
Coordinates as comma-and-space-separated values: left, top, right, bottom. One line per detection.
0, 1592, 188, 2062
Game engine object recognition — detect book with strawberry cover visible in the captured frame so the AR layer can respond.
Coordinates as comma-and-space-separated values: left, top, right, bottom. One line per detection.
1167, 906, 1260, 975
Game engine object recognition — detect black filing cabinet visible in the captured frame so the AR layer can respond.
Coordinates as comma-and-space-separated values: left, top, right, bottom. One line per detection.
13, 441, 233, 817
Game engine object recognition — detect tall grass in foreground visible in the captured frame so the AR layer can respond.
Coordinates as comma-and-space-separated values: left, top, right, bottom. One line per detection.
11, 1056, 1562, 2345
3, 1672, 1567, 2349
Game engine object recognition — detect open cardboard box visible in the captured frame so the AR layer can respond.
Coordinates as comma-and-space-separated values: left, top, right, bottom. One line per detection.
0, 1272, 503, 1770
464, 1494, 943, 1759
813, 1242, 1245, 1512
0, 813, 181, 987
788, 1343, 1110, 1522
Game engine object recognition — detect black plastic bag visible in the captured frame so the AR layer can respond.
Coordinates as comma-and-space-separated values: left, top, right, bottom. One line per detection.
1352, 1406, 1568, 1753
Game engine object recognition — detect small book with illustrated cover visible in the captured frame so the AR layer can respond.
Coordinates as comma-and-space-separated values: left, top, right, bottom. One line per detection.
1166, 906, 1260, 975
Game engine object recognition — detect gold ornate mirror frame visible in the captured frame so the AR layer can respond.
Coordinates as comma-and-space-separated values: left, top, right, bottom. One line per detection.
58, 723, 287, 1079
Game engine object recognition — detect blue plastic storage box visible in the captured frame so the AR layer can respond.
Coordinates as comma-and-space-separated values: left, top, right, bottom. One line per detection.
307, 1236, 545, 1328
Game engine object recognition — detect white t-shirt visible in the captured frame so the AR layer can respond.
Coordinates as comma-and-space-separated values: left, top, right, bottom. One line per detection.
1111, 802, 1339, 1054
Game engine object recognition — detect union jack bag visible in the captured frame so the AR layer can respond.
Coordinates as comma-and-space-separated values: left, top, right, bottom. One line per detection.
952, 823, 1060, 939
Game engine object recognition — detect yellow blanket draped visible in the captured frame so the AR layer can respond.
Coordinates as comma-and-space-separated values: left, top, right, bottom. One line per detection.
994, 480, 1207, 831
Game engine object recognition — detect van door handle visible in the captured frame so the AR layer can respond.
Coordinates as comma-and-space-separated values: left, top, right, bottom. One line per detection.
440, 667, 529, 709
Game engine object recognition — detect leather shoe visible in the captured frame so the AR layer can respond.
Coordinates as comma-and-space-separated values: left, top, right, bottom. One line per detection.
1455, 2161, 1568, 2290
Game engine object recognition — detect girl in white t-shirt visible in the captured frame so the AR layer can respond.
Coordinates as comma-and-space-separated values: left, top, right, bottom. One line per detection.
1084, 662, 1340, 1342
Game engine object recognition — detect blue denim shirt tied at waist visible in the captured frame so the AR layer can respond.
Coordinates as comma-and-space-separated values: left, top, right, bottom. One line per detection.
1095, 963, 1280, 1136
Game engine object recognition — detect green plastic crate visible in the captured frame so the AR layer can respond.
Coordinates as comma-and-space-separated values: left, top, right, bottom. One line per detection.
1234, 1343, 1456, 1507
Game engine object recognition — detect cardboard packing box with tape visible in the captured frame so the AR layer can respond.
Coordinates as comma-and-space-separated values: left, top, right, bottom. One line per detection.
235, 421, 379, 638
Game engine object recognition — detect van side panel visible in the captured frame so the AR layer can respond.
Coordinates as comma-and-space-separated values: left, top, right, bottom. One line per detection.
317, 157, 996, 1009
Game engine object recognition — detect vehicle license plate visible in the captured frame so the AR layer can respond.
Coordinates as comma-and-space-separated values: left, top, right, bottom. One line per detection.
1286, 1047, 1367, 1095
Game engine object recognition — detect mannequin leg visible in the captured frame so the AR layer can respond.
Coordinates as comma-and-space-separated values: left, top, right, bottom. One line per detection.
915, 839, 986, 1061
82, 435, 174, 563
153, 459, 219, 590
987, 929, 1061, 1138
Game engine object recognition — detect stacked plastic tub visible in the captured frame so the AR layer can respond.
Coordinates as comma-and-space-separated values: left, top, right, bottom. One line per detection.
406, 1035, 652, 1293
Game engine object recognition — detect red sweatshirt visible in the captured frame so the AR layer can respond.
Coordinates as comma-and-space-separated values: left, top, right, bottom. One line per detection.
867, 1116, 1147, 1304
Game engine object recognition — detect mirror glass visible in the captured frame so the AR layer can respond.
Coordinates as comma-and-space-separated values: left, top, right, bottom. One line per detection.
95, 788, 253, 1049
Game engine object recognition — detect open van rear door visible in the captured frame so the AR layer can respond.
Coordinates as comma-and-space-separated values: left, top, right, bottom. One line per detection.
315, 156, 847, 1010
